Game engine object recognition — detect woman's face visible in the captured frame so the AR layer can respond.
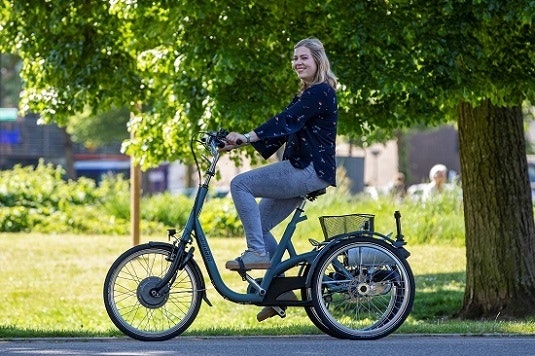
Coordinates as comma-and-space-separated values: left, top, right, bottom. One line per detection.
293, 46, 317, 84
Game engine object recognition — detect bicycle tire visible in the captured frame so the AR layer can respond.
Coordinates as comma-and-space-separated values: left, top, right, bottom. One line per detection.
297, 263, 333, 335
103, 243, 203, 341
310, 236, 414, 340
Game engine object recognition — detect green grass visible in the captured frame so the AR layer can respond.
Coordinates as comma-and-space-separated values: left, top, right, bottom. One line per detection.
1, 232, 535, 338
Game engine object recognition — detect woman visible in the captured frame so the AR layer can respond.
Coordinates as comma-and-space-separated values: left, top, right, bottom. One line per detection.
223, 37, 338, 273
422, 163, 450, 201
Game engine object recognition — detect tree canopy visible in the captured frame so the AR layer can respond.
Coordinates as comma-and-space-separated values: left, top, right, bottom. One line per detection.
1, 1, 533, 166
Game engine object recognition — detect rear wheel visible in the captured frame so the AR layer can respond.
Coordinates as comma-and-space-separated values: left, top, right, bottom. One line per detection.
103, 243, 203, 341
299, 264, 332, 335
310, 237, 414, 340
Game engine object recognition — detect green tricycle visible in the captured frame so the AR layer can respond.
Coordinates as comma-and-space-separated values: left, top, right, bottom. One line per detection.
103, 129, 415, 341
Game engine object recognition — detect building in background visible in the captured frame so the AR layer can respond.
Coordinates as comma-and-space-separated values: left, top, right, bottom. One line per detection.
0, 113, 66, 169
0, 114, 464, 197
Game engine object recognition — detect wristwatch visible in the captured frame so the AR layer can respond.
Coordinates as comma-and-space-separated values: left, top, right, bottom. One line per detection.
244, 133, 251, 144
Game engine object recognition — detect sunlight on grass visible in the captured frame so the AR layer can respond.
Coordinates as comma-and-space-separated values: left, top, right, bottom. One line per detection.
1, 232, 534, 338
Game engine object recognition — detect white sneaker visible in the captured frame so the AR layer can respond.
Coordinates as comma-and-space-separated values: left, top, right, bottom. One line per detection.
225, 250, 271, 270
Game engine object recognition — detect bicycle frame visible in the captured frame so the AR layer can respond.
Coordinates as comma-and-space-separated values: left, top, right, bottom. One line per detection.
155, 133, 317, 305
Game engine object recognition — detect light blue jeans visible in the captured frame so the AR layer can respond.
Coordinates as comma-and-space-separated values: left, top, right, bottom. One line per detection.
230, 160, 329, 257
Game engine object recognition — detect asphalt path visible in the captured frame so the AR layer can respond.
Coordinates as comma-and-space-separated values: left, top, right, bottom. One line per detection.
1, 335, 535, 356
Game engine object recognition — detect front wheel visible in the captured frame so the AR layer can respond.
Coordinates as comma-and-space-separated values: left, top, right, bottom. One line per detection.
310, 237, 414, 340
103, 243, 203, 341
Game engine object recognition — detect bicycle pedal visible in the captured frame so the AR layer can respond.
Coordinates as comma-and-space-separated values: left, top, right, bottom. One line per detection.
272, 306, 286, 318
257, 306, 286, 322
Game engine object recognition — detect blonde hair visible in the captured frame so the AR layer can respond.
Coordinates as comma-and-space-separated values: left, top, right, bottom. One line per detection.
294, 38, 338, 91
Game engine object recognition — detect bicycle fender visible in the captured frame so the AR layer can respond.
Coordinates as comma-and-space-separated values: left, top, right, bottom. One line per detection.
323, 232, 411, 259
147, 240, 173, 248
305, 237, 348, 287
189, 256, 212, 307
305, 233, 409, 287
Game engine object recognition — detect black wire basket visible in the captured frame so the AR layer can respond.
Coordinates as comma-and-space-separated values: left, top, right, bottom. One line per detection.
319, 213, 375, 240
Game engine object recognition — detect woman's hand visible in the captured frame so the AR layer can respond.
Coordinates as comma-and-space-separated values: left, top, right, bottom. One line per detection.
226, 132, 248, 145
220, 131, 258, 151
221, 132, 248, 151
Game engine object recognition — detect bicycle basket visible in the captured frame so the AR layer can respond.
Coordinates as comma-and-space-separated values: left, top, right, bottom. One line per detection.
319, 213, 375, 240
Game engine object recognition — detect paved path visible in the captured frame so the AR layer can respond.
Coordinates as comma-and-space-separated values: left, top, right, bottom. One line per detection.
1, 335, 535, 356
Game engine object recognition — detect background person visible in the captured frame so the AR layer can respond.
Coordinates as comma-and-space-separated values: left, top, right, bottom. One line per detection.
388, 172, 407, 201
422, 163, 449, 200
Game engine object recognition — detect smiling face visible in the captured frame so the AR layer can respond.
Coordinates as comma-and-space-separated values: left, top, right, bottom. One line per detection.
292, 46, 317, 85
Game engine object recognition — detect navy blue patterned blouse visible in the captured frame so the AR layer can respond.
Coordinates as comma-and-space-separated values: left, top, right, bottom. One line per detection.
251, 82, 338, 186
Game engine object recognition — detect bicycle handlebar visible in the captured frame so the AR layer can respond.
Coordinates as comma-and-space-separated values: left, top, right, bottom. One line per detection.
201, 129, 228, 150
201, 129, 249, 150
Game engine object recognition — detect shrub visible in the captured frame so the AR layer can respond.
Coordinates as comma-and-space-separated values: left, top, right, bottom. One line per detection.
199, 197, 242, 237
275, 187, 466, 247
0, 206, 34, 232
0, 161, 101, 210
0, 162, 135, 234
141, 193, 192, 228
0, 161, 467, 244
98, 174, 131, 220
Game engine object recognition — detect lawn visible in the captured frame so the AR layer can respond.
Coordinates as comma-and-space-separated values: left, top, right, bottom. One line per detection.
0, 232, 534, 338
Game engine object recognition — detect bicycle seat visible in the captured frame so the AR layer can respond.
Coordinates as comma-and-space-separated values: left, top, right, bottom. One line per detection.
305, 188, 326, 201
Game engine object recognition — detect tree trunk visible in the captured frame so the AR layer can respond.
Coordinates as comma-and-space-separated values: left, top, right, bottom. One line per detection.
457, 99, 535, 319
